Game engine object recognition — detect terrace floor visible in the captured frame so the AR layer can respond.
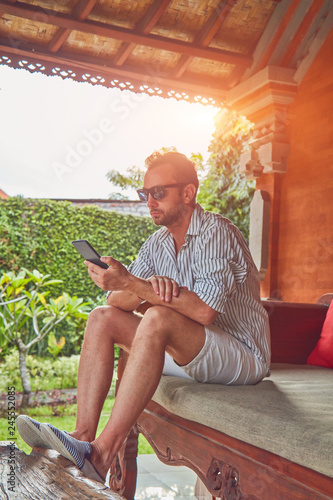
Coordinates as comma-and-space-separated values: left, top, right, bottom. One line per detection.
135, 453, 197, 500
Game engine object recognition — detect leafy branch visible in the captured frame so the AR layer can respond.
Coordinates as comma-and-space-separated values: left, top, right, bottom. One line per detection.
0, 269, 90, 406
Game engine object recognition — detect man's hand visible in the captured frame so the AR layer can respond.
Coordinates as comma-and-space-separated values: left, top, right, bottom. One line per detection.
147, 275, 188, 302
84, 256, 131, 292
85, 259, 214, 325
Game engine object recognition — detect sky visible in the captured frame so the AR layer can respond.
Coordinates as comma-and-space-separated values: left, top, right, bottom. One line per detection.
0, 64, 218, 200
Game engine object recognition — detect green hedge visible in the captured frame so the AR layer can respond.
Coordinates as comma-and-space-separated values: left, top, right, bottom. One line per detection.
0, 197, 156, 300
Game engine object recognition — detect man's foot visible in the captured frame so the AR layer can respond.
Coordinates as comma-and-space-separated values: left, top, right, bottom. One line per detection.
40, 423, 105, 484
16, 415, 50, 449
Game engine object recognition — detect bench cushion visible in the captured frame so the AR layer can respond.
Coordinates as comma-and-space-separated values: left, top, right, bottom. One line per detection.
152, 363, 333, 478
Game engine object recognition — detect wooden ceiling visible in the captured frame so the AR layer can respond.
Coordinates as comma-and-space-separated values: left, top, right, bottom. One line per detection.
0, 0, 332, 106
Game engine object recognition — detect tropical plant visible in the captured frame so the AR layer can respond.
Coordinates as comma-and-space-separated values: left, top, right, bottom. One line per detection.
0, 269, 90, 406
47, 332, 66, 357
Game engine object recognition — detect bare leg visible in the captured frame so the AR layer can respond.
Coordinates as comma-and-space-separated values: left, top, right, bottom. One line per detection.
71, 305, 142, 442
90, 305, 206, 478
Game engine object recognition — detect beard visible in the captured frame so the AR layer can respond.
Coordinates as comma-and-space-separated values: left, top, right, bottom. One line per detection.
150, 203, 187, 227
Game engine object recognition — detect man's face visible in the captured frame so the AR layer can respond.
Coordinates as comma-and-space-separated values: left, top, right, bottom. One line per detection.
143, 165, 186, 227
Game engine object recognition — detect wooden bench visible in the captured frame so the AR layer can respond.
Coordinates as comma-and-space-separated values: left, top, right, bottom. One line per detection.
110, 296, 333, 500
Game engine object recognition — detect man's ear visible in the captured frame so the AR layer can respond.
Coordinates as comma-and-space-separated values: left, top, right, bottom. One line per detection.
183, 184, 197, 205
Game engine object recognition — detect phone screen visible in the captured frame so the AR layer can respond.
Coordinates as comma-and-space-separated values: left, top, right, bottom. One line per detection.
72, 240, 108, 269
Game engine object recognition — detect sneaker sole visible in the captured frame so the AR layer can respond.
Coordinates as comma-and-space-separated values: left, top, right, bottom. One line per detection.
16, 416, 49, 449
39, 424, 105, 484
40, 424, 79, 467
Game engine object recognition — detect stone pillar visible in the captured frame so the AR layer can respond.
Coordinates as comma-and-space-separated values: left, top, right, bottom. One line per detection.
226, 66, 298, 298
249, 190, 271, 281
226, 66, 297, 179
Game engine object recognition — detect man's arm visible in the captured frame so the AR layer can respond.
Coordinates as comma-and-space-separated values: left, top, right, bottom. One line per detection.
106, 290, 142, 311
107, 274, 183, 311
86, 257, 218, 326
126, 273, 218, 325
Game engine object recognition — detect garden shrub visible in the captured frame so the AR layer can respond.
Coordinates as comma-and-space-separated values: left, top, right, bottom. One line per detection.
0, 349, 22, 392
52, 355, 80, 389
0, 349, 80, 392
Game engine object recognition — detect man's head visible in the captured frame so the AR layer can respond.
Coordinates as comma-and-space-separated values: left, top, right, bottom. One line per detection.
138, 151, 198, 228
145, 151, 199, 197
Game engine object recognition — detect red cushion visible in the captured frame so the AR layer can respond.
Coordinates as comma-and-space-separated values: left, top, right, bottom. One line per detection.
307, 301, 333, 368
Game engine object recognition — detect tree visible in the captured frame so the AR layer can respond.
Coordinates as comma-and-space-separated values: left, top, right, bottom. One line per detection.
0, 269, 90, 406
196, 108, 255, 240
106, 165, 145, 198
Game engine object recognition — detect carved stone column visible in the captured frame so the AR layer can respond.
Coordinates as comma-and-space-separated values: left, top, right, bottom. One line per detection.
226, 66, 297, 180
226, 66, 298, 297
249, 190, 271, 281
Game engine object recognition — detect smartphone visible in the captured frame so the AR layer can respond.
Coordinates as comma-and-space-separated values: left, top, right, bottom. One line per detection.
72, 240, 109, 269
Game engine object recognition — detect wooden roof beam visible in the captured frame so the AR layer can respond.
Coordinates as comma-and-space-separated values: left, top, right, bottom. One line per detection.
72, 0, 98, 20
256, 0, 303, 71
199, 0, 236, 46
279, 0, 326, 67
243, 0, 297, 80
0, 0, 16, 21
49, 0, 98, 53
136, 0, 171, 33
0, 1, 252, 66
294, 4, 333, 83
172, 0, 235, 79
113, 0, 171, 67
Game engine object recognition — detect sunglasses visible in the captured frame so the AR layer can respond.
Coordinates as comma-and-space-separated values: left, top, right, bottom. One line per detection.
136, 184, 186, 202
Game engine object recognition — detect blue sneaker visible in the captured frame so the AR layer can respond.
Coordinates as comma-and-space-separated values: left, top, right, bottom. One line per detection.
40, 423, 105, 484
16, 415, 50, 449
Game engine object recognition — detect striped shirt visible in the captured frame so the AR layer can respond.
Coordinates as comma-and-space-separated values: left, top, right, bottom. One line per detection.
128, 203, 271, 370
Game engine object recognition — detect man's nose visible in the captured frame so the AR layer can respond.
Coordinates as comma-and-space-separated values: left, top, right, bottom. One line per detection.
147, 193, 158, 207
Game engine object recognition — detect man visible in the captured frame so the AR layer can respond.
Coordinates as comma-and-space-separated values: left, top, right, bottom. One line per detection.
17, 151, 270, 484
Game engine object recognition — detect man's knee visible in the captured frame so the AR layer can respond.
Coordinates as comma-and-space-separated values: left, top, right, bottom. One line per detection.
144, 304, 169, 319
141, 305, 179, 332
85, 305, 125, 337
88, 305, 114, 324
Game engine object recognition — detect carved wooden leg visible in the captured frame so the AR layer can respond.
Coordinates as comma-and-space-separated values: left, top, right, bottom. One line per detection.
137, 408, 263, 500
194, 457, 261, 500
109, 425, 139, 500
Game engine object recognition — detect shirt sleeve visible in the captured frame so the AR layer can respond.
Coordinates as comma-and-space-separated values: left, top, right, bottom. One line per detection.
192, 224, 249, 313
127, 236, 156, 279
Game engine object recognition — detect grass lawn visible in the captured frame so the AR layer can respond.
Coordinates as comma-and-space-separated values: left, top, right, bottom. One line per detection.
1, 396, 154, 456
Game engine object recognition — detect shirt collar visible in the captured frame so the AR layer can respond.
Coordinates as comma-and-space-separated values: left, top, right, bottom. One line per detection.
186, 203, 204, 236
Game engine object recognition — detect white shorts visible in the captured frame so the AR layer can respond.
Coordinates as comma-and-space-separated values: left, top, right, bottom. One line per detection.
162, 324, 269, 385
